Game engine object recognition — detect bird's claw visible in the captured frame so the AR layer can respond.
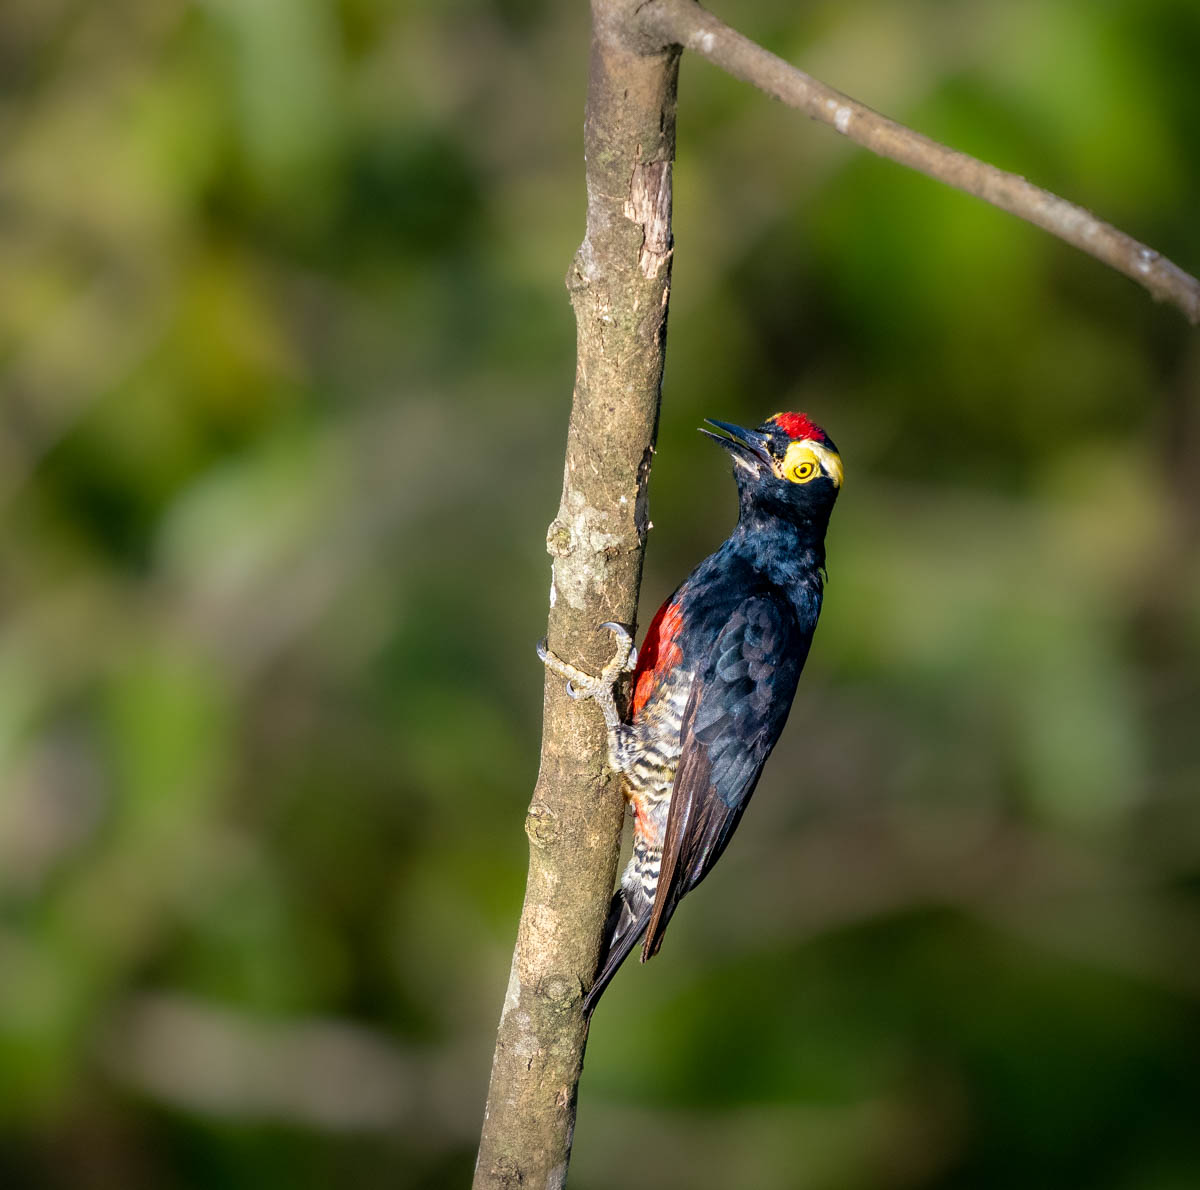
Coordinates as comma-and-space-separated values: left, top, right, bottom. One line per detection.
536, 622, 636, 728
599, 622, 637, 672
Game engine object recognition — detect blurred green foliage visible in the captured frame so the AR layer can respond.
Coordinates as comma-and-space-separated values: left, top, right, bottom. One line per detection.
1, 0, 1198, 1186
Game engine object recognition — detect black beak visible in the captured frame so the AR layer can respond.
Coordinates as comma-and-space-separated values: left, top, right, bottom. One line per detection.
699, 419, 775, 472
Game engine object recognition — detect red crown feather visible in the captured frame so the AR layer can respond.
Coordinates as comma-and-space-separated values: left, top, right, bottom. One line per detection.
767, 411, 828, 443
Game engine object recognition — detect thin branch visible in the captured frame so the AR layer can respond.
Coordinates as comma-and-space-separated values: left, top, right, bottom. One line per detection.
472, 5, 680, 1187
646, 0, 1200, 324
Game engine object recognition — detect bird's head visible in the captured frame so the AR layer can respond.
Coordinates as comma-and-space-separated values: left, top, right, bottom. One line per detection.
700, 411, 843, 528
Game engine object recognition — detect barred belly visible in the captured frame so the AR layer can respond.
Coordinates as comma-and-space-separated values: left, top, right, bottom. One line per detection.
616, 666, 695, 905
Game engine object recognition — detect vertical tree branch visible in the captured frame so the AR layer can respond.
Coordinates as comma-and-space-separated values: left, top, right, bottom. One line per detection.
473, 5, 679, 1187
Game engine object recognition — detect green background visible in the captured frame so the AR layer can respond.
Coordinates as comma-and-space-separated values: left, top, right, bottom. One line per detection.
1, 0, 1198, 1186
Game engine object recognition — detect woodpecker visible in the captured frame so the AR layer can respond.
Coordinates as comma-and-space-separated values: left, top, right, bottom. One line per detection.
538, 412, 843, 1015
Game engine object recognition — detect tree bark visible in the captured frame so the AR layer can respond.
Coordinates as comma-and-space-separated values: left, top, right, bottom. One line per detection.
472, 5, 679, 1187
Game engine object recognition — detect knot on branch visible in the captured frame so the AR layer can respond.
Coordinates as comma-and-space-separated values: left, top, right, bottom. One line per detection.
566, 239, 597, 296
537, 974, 583, 1012
490, 1156, 525, 1186
546, 520, 575, 557
525, 803, 560, 847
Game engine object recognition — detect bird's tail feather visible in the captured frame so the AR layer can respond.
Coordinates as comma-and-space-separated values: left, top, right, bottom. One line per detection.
583, 890, 650, 1017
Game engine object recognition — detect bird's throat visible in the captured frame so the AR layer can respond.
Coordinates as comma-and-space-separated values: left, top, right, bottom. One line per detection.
729, 511, 827, 603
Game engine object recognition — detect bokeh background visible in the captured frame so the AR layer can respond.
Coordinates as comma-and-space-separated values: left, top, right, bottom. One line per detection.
2, 0, 1199, 1186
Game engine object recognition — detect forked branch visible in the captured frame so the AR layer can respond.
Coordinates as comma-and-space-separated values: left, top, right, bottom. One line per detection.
476, 3, 1196, 1187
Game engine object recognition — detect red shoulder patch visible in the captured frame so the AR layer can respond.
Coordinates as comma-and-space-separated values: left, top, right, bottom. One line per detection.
769, 411, 827, 443
631, 599, 684, 717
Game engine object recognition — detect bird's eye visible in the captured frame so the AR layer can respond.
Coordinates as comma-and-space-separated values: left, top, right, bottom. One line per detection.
788, 460, 817, 483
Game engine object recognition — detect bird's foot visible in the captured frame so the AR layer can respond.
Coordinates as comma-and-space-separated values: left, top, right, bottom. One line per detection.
536, 622, 636, 730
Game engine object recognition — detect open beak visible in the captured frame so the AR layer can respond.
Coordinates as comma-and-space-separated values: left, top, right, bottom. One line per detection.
699, 419, 775, 475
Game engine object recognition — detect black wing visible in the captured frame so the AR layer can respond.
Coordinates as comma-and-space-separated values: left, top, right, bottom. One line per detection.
643, 593, 808, 960
582, 888, 651, 1016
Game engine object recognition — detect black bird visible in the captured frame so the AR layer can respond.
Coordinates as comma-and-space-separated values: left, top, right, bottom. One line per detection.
538, 412, 843, 1014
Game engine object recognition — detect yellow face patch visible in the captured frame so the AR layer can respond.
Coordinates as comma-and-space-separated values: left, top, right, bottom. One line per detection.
778, 440, 844, 488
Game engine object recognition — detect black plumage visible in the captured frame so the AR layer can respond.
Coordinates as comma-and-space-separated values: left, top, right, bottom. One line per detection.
541, 413, 842, 1015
